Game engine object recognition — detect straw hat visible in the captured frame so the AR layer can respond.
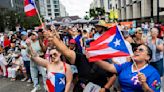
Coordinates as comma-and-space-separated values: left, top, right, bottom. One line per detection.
95, 20, 108, 28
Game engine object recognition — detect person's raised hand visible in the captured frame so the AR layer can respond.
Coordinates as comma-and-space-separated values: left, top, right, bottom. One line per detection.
26, 38, 31, 47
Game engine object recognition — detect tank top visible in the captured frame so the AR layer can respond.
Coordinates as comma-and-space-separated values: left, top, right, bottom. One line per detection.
46, 62, 67, 92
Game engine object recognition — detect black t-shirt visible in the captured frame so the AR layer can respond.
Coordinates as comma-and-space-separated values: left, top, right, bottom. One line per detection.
75, 53, 113, 87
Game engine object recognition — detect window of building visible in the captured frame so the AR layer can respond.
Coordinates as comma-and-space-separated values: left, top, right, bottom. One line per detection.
110, 4, 112, 9
129, 0, 132, 3
55, 9, 59, 12
54, 5, 58, 8
48, 9, 51, 11
47, 0, 50, 3
116, 4, 117, 9
100, 0, 104, 7
108, 0, 110, 9
55, 13, 60, 17
47, 5, 51, 7
54, 0, 59, 4
48, 13, 52, 16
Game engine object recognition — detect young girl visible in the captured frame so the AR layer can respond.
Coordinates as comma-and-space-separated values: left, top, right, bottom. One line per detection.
27, 40, 73, 92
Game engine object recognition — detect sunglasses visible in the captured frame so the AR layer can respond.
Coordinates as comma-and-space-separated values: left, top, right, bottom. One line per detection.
50, 53, 58, 57
133, 48, 145, 52
31, 34, 36, 36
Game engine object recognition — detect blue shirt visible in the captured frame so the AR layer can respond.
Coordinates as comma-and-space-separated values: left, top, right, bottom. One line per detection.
21, 40, 30, 61
75, 35, 82, 53
114, 62, 161, 92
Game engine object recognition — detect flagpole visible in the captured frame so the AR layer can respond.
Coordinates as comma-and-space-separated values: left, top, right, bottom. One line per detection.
116, 25, 139, 73
33, 0, 44, 29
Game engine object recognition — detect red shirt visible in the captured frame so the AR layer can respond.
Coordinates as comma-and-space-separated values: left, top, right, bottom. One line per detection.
43, 39, 48, 47
3, 39, 10, 48
159, 26, 164, 37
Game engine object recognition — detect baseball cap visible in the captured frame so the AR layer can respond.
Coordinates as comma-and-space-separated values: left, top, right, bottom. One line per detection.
135, 28, 143, 34
32, 32, 38, 36
69, 39, 76, 44
21, 31, 27, 36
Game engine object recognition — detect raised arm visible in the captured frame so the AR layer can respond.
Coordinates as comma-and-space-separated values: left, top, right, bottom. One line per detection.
27, 42, 49, 68
48, 32, 76, 64
95, 61, 117, 74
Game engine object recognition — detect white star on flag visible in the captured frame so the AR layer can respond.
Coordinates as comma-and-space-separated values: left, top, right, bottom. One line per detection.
113, 39, 121, 47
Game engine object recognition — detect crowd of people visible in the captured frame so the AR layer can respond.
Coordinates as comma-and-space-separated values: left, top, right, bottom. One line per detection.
0, 20, 163, 92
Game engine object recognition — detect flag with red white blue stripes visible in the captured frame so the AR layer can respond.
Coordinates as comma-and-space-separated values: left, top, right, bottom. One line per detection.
24, 0, 37, 16
86, 26, 130, 62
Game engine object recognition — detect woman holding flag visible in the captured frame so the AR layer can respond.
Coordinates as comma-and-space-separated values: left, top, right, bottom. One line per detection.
46, 26, 116, 92
95, 44, 161, 92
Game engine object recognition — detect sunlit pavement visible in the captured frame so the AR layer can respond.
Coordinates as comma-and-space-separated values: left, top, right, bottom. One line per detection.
0, 78, 44, 92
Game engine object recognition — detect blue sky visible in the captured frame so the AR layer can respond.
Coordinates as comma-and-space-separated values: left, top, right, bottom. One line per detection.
60, 0, 93, 18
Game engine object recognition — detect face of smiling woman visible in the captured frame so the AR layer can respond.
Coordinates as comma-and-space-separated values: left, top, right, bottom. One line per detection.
133, 45, 150, 63
49, 49, 61, 63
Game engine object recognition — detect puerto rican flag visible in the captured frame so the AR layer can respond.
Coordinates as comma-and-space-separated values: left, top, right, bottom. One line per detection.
86, 26, 130, 62
24, 0, 37, 16
46, 72, 65, 92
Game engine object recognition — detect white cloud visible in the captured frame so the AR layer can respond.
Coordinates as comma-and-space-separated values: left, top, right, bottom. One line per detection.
60, 0, 93, 18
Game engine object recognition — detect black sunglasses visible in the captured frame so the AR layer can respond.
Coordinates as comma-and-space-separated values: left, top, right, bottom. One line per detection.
50, 53, 58, 57
133, 48, 145, 52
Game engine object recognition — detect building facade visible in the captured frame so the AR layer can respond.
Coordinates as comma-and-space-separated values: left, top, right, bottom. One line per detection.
11, 0, 24, 13
117, 0, 164, 22
60, 4, 69, 17
38, 0, 47, 18
90, 0, 111, 12
42, 0, 68, 20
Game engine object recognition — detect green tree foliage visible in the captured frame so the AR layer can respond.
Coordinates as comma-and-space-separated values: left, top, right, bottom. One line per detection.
0, 11, 41, 32
84, 15, 89, 20
19, 13, 40, 29
89, 7, 105, 18
89, 9, 97, 18
95, 8, 105, 16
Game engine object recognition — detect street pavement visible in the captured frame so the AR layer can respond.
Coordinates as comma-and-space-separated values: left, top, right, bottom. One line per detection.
0, 77, 44, 92
0, 76, 163, 92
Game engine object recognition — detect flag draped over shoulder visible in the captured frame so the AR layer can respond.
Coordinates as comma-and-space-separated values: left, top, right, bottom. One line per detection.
24, 0, 37, 16
86, 26, 130, 62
